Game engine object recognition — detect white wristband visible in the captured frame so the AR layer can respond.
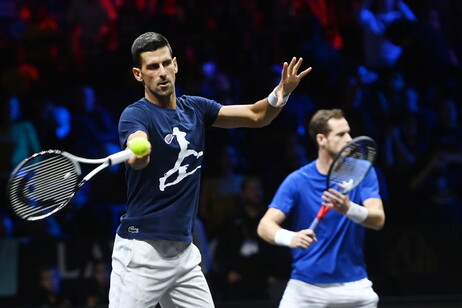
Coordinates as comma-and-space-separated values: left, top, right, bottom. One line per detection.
267, 87, 290, 107
346, 201, 368, 224
274, 228, 295, 247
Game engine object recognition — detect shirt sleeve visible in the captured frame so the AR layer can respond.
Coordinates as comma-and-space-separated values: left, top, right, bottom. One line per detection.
118, 105, 149, 148
189, 96, 222, 127
269, 174, 297, 216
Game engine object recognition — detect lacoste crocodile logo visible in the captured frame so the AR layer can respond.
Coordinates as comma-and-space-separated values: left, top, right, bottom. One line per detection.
128, 226, 139, 233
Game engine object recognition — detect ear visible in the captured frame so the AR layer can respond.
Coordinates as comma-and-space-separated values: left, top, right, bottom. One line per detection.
316, 133, 326, 148
173, 57, 178, 73
132, 67, 143, 82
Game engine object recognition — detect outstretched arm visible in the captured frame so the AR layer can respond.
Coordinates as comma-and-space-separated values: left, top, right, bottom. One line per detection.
213, 57, 312, 128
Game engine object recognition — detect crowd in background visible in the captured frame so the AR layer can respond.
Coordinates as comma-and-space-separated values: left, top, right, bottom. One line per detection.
1, 0, 462, 306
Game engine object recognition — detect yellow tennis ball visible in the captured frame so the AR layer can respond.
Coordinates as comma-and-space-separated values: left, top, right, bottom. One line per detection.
129, 137, 151, 156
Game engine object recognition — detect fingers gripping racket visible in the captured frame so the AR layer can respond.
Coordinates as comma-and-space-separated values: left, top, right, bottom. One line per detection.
309, 136, 377, 231
7, 149, 133, 221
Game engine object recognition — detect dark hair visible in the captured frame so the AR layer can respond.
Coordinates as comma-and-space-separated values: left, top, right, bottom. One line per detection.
131, 32, 173, 68
308, 109, 344, 140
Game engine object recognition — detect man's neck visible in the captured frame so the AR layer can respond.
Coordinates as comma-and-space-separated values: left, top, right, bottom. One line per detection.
145, 92, 176, 109
316, 153, 333, 175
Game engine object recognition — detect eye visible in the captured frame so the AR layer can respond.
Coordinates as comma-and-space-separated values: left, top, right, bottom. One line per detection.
147, 63, 160, 70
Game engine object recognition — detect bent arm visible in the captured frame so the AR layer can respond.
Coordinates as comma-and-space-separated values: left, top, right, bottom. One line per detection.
258, 208, 317, 249
322, 189, 385, 230
257, 208, 287, 244
362, 198, 385, 230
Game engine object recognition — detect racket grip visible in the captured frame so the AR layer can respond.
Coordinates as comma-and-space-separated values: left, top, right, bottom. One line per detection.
108, 149, 134, 165
309, 218, 319, 231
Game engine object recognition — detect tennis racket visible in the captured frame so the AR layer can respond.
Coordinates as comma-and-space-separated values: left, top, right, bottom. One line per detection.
308, 136, 377, 231
7, 149, 133, 221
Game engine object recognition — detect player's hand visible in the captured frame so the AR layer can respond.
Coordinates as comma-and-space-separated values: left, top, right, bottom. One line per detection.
275, 57, 312, 106
322, 188, 350, 214
291, 229, 317, 249
127, 132, 151, 170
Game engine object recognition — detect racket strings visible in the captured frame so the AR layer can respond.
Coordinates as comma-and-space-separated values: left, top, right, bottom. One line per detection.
330, 159, 370, 183
8, 154, 79, 220
15, 156, 73, 190
329, 143, 375, 191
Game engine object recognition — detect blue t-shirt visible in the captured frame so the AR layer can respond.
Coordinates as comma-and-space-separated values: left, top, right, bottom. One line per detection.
117, 95, 222, 242
270, 160, 381, 284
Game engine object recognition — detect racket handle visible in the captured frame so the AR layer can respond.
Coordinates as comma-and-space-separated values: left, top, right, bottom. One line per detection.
309, 218, 319, 231
309, 206, 330, 231
108, 149, 134, 165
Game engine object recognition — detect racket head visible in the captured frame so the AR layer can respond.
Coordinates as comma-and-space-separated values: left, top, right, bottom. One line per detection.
326, 136, 377, 194
7, 150, 81, 221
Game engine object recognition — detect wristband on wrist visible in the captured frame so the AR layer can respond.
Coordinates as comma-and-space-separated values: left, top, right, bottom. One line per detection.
346, 201, 368, 224
274, 228, 295, 247
267, 87, 290, 107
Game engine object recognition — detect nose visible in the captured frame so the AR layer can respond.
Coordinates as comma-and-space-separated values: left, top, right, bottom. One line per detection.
159, 65, 167, 76
345, 133, 352, 142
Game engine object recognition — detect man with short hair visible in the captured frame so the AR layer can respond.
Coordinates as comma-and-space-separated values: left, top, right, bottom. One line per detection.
258, 109, 385, 308
109, 31, 312, 308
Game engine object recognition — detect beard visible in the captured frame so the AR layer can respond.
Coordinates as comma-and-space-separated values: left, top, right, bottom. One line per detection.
147, 83, 174, 98
155, 87, 174, 97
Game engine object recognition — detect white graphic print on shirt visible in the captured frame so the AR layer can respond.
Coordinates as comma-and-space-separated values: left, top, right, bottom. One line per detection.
159, 127, 203, 191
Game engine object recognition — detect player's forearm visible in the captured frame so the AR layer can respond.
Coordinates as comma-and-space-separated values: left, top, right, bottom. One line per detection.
347, 200, 385, 230
257, 218, 281, 245
251, 98, 284, 127
213, 98, 282, 128
361, 210, 385, 230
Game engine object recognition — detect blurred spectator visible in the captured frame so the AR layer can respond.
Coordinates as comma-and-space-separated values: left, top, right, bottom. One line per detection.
82, 261, 110, 307
213, 176, 291, 301
386, 5, 460, 96
67, 85, 119, 158
0, 96, 41, 168
199, 144, 245, 239
66, 0, 118, 84
27, 265, 73, 307
410, 98, 462, 224
355, 0, 417, 111
348, 66, 419, 132
37, 102, 75, 152
267, 132, 310, 195
0, 44, 41, 99
198, 61, 234, 106
383, 112, 426, 223
356, 0, 416, 73
298, 11, 346, 108
19, 0, 64, 93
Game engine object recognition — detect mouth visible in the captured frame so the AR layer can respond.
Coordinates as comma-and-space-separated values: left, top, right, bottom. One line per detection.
158, 80, 170, 89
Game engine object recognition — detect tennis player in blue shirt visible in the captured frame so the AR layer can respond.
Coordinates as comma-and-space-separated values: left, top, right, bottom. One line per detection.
108, 32, 312, 308
258, 109, 385, 308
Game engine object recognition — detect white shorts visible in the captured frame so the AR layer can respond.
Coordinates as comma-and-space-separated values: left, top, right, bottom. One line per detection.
109, 234, 214, 308
279, 278, 379, 308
